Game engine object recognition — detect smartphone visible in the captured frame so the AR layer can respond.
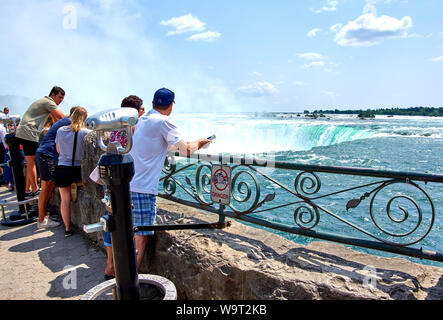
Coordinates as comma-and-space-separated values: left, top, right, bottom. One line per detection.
207, 135, 216, 141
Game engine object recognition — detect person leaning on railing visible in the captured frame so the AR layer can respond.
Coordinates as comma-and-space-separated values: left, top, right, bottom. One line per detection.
129, 88, 211, 271
35, 107, 80, 229
15, 86, 66, 199
54, 107, 91, 238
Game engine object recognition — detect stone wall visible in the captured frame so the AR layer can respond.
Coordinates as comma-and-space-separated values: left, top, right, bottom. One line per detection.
50, 131, 443, 300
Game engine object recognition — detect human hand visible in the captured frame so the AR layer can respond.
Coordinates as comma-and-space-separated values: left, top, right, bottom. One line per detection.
198, 137, 212, 149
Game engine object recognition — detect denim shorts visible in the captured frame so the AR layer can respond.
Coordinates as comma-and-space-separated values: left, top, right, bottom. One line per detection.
104, 216, 112, 248
131, 192, 157, 236
35, 152, 56, 181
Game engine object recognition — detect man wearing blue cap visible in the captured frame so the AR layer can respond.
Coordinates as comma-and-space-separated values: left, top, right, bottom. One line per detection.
129, 88, 211, 270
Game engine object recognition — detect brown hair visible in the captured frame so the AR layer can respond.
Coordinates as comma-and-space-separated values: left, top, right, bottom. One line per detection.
70, 107, 88, 133
49, 86, 65, 97
121, 95, 143, 112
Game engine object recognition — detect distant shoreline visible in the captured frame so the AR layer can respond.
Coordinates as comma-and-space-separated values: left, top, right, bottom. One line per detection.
312, 107, 443, 117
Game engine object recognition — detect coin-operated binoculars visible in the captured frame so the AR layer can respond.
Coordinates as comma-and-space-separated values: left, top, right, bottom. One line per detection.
0, 114, 38, 226
82, 108, 176, 300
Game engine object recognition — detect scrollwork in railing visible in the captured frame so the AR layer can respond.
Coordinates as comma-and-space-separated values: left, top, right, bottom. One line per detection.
227, 166, 276, 216
194, 164, 213, 205
163, 155, 176, 175
161, 155, 178, 197
157, 152, 443, 262
293, 202, 320, 230
163, 176, 177, 197
228, 167, 261, 214
367, 180, 435, 246
294, 171, 321, 198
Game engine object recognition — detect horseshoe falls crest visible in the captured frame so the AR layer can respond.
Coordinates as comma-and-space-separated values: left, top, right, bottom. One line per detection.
171, 112, 443, 266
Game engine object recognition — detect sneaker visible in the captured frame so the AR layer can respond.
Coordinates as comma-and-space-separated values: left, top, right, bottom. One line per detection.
37, 216, 60, 228
65, 229, 74, 238
25, 189, 40, 199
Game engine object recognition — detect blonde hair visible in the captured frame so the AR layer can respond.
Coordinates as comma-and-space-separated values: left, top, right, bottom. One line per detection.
42, 115, 54, 131
70, 106, 88, 133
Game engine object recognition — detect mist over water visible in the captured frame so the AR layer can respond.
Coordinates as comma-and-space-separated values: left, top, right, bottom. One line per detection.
0, 1, 241, 115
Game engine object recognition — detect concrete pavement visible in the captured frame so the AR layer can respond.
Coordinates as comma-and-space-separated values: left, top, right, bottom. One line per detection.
0, 185, 107, 300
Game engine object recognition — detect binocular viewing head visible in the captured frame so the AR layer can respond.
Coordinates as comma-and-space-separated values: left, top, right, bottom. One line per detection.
85, 108, 138, 131
85, 107, 139, 155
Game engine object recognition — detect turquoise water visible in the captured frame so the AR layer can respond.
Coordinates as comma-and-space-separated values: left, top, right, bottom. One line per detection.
167, 113, 443, 266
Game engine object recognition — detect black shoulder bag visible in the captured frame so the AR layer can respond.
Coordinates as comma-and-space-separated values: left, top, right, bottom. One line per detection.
72, 131, 78, 168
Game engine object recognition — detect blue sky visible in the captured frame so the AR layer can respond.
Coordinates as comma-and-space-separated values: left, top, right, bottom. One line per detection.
0, 0, 442, 113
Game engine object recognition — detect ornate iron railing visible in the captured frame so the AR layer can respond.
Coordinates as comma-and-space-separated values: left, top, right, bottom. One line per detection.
158, 152, 443, 263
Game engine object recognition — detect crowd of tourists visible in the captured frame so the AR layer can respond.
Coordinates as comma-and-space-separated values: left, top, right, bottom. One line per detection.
0, 86, 212, 280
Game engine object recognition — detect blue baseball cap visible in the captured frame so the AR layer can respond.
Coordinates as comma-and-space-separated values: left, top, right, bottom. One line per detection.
153, 88, 175, 107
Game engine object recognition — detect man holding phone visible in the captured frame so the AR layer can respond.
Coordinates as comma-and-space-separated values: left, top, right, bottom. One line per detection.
129, 88, 212, 270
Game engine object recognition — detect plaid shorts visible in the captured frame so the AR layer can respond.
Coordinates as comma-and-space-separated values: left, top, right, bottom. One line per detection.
131, 192, 157, 236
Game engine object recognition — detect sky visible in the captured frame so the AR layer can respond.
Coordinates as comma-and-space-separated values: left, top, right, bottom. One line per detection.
0, 0, 442, 114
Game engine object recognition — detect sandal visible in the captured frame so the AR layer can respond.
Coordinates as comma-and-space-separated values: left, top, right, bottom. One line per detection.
104, 273, 115, 280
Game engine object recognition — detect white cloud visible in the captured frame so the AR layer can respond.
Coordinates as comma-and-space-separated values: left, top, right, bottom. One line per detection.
161, 14, 221, 42
237, 82, 277, 97
429, 56, 443, 62
330, 24, 343, 32
331, 8, 413, 47
301, 61, 325, 69
311, 0, 339, 14
298, 53, 325, 60
186, 31, 221, 42
293, 81, 306, 86
307, 28, 321, 38
160, 14, 206, 36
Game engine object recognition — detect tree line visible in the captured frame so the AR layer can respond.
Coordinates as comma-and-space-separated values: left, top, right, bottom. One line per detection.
312, 107, 442, 117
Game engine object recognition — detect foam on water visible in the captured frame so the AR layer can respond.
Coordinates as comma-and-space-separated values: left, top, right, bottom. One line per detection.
172, 113, 443, 154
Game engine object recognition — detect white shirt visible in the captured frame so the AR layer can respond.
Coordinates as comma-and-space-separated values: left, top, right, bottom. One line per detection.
130, 109, 182, 195
0, 123, 6, 149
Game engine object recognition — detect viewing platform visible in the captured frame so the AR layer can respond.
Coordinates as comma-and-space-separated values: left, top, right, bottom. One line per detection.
0, 185, 106, 300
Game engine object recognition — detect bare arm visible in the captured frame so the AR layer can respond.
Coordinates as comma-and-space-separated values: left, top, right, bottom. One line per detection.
168, 138, 211, 156
50, 109, 65, 123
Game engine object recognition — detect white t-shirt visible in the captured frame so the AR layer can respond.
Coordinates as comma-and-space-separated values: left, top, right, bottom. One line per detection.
0, 123, 7, 149
130, 109, 182, 195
